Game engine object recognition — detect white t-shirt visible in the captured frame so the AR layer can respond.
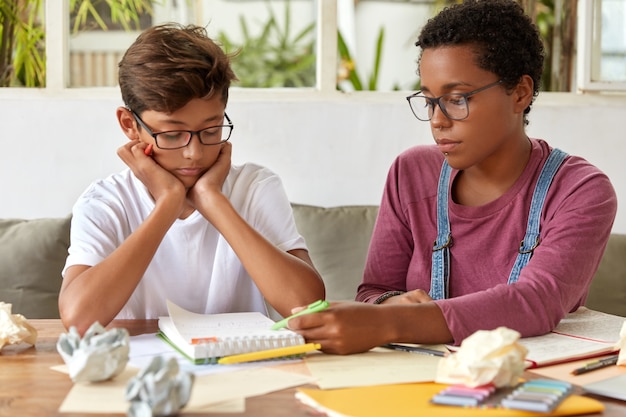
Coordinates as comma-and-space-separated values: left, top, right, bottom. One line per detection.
63, 163, 306, 319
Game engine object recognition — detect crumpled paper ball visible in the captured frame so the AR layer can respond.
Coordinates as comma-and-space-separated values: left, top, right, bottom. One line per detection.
125, 356, 194, 417
435, 326, 528, 388
57, 321, 130, 383
616, 320, 626, 365
0, 302, 37, 349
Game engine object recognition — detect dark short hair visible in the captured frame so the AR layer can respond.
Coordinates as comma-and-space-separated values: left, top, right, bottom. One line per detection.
118, 23, 237, 115
416, 0, 544, 121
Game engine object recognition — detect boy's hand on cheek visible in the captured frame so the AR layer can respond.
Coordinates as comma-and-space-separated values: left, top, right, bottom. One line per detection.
188, 142, 232, 206
117, 140, 186, 210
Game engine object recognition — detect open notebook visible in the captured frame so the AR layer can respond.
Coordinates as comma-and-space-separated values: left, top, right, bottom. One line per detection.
158, 300, 305, 364
518, 307, 624, 368
445, 307, 624, 368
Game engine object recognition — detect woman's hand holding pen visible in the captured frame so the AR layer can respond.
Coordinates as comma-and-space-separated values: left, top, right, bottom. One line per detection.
289, 299, 453, 355
287, 301, 396, 355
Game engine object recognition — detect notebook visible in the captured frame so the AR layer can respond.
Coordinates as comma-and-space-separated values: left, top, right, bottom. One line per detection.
517, 307, 624, 368
443, 308, 623, 369
296, 382, 605, 417
157, 300, 305, 364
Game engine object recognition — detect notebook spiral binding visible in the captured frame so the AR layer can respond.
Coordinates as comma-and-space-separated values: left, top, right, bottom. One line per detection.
194, 333, 306, 364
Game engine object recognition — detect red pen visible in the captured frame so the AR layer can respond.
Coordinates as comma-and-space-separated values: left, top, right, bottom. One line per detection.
144, 143, 153, 156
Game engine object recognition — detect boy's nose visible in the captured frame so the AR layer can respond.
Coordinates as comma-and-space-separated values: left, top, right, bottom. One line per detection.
181, 133, 204, 158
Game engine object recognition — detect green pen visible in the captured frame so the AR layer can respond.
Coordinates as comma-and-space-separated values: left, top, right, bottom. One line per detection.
271, 300, 329, 330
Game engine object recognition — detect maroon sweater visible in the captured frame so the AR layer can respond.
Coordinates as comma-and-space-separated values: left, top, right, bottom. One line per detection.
357, 139, 617, 344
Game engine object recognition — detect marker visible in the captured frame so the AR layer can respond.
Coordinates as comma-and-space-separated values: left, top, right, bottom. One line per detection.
144, 143, 153, 156
217, 343, 321, 364
271, 300, 329, 330
571, 354, 619, 375
431, 384, 496, 407
382, 343, 447, 357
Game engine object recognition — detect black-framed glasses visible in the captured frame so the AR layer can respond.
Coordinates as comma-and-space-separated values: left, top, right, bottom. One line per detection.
130, 110, 234, 150
406, 80, 503, 121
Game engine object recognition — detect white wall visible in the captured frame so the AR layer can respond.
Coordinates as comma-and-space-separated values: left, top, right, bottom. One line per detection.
1, 90, 624, 234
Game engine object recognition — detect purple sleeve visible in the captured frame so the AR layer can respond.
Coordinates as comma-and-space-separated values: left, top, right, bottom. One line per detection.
356, 160, 411, 302
357, 147, 441, 303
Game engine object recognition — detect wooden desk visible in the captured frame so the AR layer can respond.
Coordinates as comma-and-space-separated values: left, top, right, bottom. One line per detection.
1, 320, 624, 417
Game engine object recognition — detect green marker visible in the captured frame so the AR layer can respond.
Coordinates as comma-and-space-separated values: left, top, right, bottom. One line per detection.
271, 300, 329, 330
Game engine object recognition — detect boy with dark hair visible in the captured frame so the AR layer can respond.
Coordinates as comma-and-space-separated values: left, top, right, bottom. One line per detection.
59, 24, 324, 334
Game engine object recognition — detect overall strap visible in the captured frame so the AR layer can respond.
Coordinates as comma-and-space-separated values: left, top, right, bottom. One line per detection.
507, 148, 568, 284
430, 160, 453, 300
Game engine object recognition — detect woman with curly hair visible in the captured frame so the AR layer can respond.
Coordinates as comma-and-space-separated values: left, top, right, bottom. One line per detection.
288, 0, 616, 354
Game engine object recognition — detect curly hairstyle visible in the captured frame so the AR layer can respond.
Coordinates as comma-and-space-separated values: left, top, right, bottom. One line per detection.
118, 23, 237, 115
416, 0, 544, 122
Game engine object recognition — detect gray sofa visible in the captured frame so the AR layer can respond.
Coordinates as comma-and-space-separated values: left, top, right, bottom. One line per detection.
1, 204, 624, 319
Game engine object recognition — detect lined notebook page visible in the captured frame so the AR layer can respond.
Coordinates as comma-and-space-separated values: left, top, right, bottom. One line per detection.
519, 307, 624, 367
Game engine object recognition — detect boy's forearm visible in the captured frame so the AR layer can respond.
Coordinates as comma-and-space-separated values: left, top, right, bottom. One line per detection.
59, 201, 179, 333
383, 303, 454, 345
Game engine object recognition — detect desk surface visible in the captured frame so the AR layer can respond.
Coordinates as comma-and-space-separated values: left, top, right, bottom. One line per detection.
2, 319, 624, 417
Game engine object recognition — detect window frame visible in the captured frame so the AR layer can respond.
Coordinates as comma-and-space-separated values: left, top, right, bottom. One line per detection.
41, 0, 338, 96
576, 0, 626, 92
1, 0, 625, 96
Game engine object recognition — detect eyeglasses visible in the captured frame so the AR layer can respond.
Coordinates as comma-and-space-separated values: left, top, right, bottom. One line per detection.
130, 110, 234, 150
406, 80, 503, 121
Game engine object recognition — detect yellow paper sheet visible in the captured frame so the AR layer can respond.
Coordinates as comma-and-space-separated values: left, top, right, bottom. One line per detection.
296, 382, 605, 417
59, 366, 314, 413
304, 347, 442, 389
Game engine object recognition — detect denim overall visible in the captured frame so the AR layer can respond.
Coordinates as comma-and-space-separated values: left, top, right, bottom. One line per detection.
429, 148, 568, 300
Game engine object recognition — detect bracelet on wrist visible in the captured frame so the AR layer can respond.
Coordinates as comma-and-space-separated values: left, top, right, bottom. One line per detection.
373, 290, 405, 305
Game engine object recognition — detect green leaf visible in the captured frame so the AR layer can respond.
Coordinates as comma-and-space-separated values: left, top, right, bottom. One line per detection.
368, 27, 384, 91
337, 30, 363, 91
217, 0, 315, 88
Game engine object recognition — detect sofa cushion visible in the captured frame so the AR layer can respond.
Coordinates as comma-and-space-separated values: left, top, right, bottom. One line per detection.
0, 217, 71, 319
585, 233, 626, 317
291, 204, 379, 302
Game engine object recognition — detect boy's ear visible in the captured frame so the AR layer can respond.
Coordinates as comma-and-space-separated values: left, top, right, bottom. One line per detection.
116, 107, 141, 140
512, 75, 534, 113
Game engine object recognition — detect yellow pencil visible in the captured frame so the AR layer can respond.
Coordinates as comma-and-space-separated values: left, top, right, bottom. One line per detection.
217, 343, 321, 365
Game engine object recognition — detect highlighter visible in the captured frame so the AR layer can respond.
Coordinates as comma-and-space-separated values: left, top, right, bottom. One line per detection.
217, 343, 321, 365
271, 300, 329, 330
144, 143, 153, 156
